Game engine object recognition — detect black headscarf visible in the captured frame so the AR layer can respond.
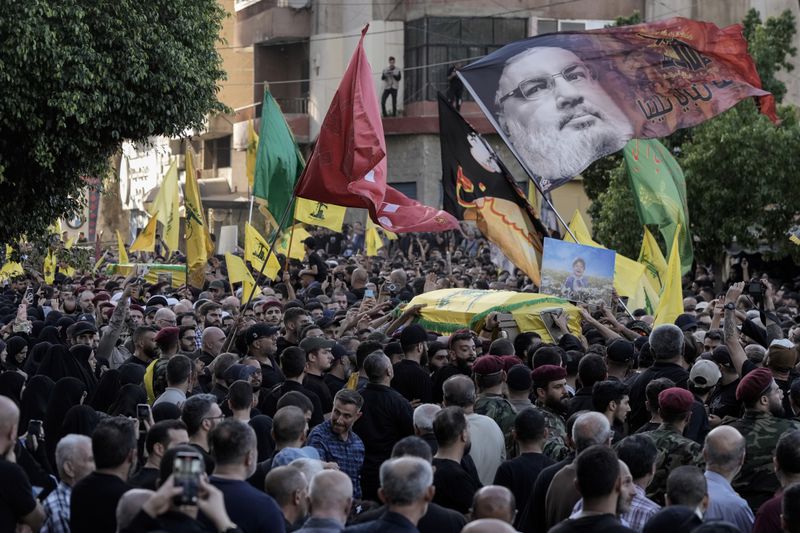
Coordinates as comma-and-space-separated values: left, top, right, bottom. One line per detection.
19, 375, 54, 430
5, 336, 28, 371
69, 345, 98, 393
0, 372, 25, 405
60, 405, 102, 439
45, 377, 87, 466
90, 369, 121, 414
38, 326, 62, 345
23, 341, 50, 375
118, 363, 146, 386
27, 306, 44, 322
30, 320, 45, 341
108, 384, 147, 418
45, 310, 63, 326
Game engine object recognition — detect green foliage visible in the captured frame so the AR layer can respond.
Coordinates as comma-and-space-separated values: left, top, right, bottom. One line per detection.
0, 0, 227, 244
609, 11, 642, 28
587, 9, 800, 263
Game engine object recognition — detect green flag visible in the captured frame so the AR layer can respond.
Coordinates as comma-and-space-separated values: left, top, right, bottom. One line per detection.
253, 90, 305, 229
623, 139, 693, 275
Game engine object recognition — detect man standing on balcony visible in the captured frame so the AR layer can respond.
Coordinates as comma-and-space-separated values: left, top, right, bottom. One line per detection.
381, 56, 401, 117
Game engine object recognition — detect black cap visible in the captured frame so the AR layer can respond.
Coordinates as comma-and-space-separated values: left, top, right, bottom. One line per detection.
246, 323, 280, 343
71, 321, 97, 338
606, 339, 634, 363
76, 313, 96, 325
145, 295, 169, 307
400, 324, 428, 349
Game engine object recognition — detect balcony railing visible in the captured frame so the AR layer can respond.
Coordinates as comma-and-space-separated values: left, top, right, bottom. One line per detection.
274, 97, 309, 114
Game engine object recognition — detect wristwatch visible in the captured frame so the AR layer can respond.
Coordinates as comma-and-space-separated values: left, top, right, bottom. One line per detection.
724, 303, 735, 311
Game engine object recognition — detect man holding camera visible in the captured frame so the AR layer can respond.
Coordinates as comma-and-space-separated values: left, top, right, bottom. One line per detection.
381, 57, 401, 117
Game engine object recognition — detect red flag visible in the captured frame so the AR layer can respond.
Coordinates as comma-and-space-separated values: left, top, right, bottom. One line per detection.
295, 26, 459, 233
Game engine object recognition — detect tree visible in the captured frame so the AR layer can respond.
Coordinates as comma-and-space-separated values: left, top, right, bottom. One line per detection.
587, 9, 800, 263
0, 0, 227, 245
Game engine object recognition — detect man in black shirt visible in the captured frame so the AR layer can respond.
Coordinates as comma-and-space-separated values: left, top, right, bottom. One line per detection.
548, 445, 635, 533
129, 420, 189, 490
301, 336, 335, 414
324, 343, 350, 398
568, 354, 607, 417
0, 396, 44, 532
494, 408, 554, 526
303, 237, 328, 283
123, 325, 159, 368
628, 324, 690, 432
392, 324, 433, 404
245, 323, 284, 390
432, 330, 476, 404
431, 406, 482, 514
181, 394, 222, 475
71, 417, 137, 532
262, 347, 325, 427
276, 308, 313, 357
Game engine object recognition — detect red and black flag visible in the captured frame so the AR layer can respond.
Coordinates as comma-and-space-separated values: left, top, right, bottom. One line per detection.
439, 93, 549, 285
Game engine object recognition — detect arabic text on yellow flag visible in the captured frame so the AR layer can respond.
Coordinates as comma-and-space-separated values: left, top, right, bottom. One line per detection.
638, 227, 668, 293
654, 225, 683, 326
225, 252, 257, 299
565, 211, 646, 298
295, 197, 347, 232
184, 149, 215, 289
366, 218, 383, 257
244, 223, 281, 280
43, 251, 56, 284
276, 224, 311, 261
130, 213, 159, 253
148, 159, 180, 251
246, 119, 259, 189
627, 273, 660, 316
116, 231, 129, 264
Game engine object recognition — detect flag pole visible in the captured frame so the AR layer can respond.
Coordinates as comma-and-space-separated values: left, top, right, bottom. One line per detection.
284, 223, 296, 273
248, 187, 254, 224
525, 175, 577, 242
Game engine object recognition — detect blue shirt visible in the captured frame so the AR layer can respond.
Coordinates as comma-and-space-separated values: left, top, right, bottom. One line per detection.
307, 420, 365, 499
704, 470, 754, 532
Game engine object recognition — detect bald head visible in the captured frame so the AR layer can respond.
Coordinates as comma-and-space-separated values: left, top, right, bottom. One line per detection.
116, 489, 154, 531
471, 485, 516, 524
0, 395, 19, 452
352, 268, 368, 286
154, 307, 176, 326
462, 518, 517, 533
704, 425, 746, 475
309, 470, 353, 522
572, 411, 612, 452
443, 374, 476, 408
201, 326, 226, 356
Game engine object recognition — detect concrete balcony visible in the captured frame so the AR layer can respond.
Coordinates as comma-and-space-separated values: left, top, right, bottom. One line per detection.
235, 0, 311, 48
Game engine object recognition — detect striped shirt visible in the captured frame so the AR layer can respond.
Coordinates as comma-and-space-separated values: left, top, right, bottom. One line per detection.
307, 420, 365, 499
42, 482, 72, 533
571, 484, 660, 531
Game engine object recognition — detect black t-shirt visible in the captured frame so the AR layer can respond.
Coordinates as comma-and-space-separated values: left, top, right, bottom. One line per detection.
391, 359, 433, 404
708, 359, 756, 419
259, 357, 285, 390
324, 373, 347, 399
275, 337, 297, 358
188, 443, 216, 476
128, 466, 160, 490
548, 513, 635, 533
71, 472, 132, 533
493, 452, 554, 518
431, 457, 482, 514
0, 458, 36, 532
304, 373, 333, 414
307, 252, 328, 282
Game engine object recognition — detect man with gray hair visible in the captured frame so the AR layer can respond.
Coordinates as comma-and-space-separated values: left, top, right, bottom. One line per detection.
413, 403, 441, 454
353, 352, 414, 501
545, 412, 612, 529
296, 470, 353, 532
703, 426, 753, 531
265, 466, 309, 531
115, 489, 154, 533
345, 457, 435, 532
629, 324, 690, 431
42, 434, 95, 533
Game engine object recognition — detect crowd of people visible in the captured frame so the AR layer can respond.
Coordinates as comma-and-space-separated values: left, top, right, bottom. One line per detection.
1, 225, 800, 533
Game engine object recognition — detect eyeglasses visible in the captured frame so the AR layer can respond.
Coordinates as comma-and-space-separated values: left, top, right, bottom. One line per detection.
203, 414, 226, 421
498, 63, 596, 104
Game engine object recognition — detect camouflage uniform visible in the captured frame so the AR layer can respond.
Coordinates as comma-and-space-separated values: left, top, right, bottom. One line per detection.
537, 404, 569, 461
624, 425, 704, 506
725, 411, 800, 511
475, 393, 517, 457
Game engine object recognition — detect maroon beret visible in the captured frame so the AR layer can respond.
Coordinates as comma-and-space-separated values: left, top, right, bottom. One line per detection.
154, 326, 180, 345
531, 364, 567, 384
129, 304, 145, 313
658, 387, 694, 415
472, 355, 504, 376
499, 355, 524, 372
92, 292, 111, 304
736, 367, 774, 403
261, 300, 283, 311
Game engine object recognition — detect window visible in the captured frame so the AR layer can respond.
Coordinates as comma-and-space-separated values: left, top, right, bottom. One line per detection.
532, 18, 614, 35
392, 182, 418, 200
203, 135, 231, 171
404, 17, 527, 103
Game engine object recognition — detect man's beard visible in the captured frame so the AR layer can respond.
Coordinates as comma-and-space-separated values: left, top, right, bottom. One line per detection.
546, 396, 568, 415
455, 358, 473, 375
770, 398, 785, 418
506, 102, 630, 184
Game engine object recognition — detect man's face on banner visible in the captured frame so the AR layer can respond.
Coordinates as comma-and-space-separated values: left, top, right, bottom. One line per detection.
497, 47, 632, 188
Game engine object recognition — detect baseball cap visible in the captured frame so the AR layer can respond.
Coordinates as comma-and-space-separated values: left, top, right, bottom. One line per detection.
76, 313, 95, 324
245, 323, 280, 343
606, 339, 634, 363
674, 313, 698, 332
272, 446, 320, 467
299, 337, 336, 353
689, 359, 722, 388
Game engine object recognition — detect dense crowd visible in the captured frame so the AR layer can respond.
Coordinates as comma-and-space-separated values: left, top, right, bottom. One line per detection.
1, 225, 800, 533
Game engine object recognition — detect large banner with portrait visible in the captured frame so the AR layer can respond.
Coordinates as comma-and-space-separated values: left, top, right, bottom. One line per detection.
458, 17, 777, 192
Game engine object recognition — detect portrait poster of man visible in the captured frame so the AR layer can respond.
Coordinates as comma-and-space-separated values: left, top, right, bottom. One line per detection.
540, 238, 616, 306
458, 17, 778, 192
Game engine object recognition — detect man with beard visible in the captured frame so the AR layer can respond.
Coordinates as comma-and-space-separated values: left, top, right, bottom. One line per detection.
392, 324, 434, 404
532, 365, 570, 461
277, 308, 313, 356
494, 46, 633, 191
431, 406, 482, 514
432, 330, 477, 404
301, 336, 336, 414
123, 325, 159, 367
257, 300, 283, 327
725, 367, 800, 511
199, 302, 223, 329
245, 323, 284, 390
306, 389, 365, 499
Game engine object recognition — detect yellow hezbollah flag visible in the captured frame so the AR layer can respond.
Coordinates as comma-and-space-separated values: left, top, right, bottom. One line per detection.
116, 231, 129, 264
654, 225, 683, 326
295, 197, 346, 232
244, 223, 281, 280
366, 218, 383, 257
565, 211, 645, 298
246, 119, 259, 189
184, 149, 214, 289
276, 224, 311, 261
130, 213, 159, 253
148, 159, 180, 251
43, 250, 57, 284
638, 227, 668, 293
225, 252, 256, 299
0, 245, 23, 281
627, 273, 660, 316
